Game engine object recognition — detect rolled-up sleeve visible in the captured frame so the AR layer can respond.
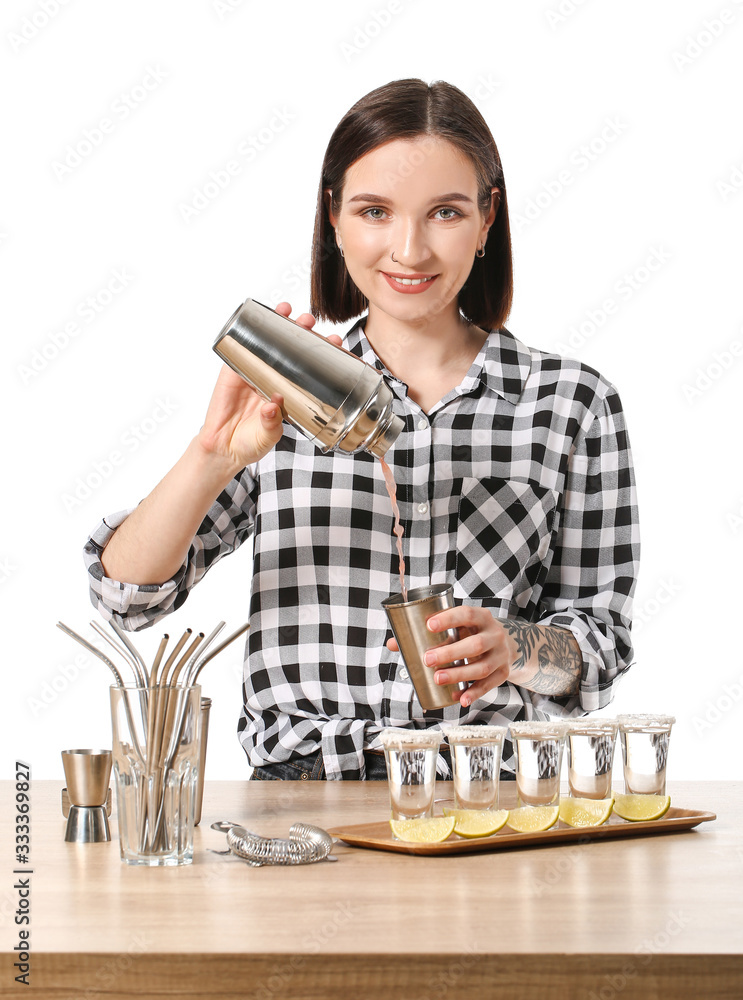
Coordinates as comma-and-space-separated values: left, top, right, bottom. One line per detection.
83, 468, 257, 631
534, 387, 639, 716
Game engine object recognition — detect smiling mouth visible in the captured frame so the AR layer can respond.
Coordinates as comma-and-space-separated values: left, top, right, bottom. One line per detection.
382, 273, 438, 286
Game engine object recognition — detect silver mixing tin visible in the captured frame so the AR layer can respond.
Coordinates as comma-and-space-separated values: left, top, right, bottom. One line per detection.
213, 298, 403, 458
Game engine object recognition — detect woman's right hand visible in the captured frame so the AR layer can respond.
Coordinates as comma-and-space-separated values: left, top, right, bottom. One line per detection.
196, 303, 340, 473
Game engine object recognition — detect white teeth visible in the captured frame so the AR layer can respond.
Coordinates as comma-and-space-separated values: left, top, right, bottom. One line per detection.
389, 275, 433, 286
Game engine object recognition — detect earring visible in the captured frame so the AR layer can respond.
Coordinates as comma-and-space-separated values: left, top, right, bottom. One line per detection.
339, 244, 344, 258
476, 243, 485, 258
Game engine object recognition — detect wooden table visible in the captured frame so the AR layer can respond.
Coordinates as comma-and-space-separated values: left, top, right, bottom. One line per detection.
1, 780, 741, 999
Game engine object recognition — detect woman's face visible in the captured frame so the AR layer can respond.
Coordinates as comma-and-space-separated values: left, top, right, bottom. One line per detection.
326, 136, 498, 326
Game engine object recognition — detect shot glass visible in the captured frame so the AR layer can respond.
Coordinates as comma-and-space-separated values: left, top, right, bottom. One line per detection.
445, 725, 507, 810
509, 721, 569, 807
379, 728, 443, 823
110, 683, 201, 866
565, 718, 618, 799
617, 714, 675, 796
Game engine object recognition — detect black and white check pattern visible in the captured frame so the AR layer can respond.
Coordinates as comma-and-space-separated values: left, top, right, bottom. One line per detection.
83, 316, 639, 779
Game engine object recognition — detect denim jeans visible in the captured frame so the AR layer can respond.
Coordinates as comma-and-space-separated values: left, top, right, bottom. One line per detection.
249, 748, 452, 781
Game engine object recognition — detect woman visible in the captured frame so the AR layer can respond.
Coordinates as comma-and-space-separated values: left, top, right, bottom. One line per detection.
84, 78, 639, 781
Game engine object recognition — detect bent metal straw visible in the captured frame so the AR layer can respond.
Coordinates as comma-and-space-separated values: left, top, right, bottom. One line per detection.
55, 622, 125, 688
57, 618, 249, 854
110, 619, 149, 688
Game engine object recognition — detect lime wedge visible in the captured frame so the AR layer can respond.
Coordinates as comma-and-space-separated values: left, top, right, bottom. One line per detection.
612, 793, 671, 822
506, 805, 560, 833
389, 816, 456, 843
442, 808, 509, 838
559, 796, 614, 828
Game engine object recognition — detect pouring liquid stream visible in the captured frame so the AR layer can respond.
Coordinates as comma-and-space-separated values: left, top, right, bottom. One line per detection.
379, 457, 408, 602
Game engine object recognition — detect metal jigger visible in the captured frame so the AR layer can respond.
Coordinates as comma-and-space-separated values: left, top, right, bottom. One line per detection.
61, 749, 112, 843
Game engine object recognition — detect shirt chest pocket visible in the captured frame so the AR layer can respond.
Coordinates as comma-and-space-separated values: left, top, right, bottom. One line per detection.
454, 478, 559, 604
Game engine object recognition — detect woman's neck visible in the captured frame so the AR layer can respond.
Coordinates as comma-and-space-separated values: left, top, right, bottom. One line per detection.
361, 307, 489, 413
362, 308, 487, 377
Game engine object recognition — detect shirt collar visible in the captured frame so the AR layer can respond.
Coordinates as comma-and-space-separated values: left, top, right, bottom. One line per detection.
342, 315, 532, 406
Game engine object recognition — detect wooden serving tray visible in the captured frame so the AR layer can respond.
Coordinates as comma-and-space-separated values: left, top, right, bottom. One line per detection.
328, 806, 717, 856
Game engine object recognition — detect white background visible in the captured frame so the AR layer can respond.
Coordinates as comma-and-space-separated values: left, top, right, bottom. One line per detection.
2, 0, 741, 781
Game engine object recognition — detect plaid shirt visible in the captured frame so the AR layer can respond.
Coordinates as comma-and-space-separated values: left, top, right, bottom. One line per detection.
83, 317, 639, 779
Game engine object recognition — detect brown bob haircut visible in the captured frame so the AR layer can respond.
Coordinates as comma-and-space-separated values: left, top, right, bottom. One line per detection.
310, 78, 513, 331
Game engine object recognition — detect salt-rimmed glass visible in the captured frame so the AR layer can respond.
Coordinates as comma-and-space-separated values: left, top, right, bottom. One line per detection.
509, 721, 569, 807
379, 728, 443, 823
445, 725, 507, 810
565, 718, 618, 799
617, 714, 675, 796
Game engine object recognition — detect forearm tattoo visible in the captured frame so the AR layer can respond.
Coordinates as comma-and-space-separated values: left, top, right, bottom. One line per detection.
500, 620, 582, 696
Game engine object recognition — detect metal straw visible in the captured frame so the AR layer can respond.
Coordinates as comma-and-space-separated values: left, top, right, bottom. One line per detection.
109, 620, 150, 688
186, 622, 250, 685
151, 630, 192, 791
146, 637, 168, 789
184, 621, 225, 677
89, 621, 141, 686
168, 632, 205, 688
154, 633, 205, 796
89, 621, 151, 736
57, 623, 146, 766
56, 622, 125, 688
151, 634, 169, 677
58, 618, 249, 855
149, 623, 249, 850
159, 629, 192, 687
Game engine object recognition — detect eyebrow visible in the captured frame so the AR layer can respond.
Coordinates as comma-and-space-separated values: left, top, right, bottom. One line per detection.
346, 192, 474, 205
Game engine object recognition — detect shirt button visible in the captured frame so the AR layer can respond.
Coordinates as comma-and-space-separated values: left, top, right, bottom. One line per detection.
417, 418, 428, 430
400, 668, 409, 680
417, 502, 429, 515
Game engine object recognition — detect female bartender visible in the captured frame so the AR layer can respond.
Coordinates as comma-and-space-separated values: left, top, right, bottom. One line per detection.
84, 78, 639, 780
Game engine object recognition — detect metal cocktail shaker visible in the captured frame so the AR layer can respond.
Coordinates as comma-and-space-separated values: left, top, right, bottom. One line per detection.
194, 696, 211, 827
213, 298, 404, 458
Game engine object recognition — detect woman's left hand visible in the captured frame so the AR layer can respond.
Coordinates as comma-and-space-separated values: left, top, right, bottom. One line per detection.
385, 606, 516, 708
